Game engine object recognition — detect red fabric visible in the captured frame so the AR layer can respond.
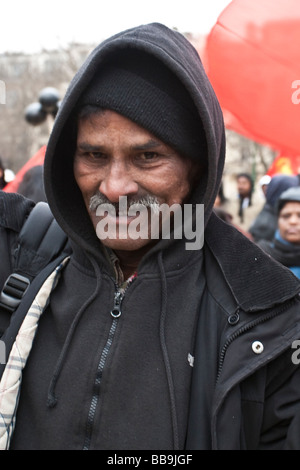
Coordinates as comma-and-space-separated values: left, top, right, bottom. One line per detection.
3, 145, 46, 193
267, 154, 300, 176
202, 0, 300, 156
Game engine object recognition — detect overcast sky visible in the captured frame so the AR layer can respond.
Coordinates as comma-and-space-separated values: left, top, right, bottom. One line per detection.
0, 0, 232, 54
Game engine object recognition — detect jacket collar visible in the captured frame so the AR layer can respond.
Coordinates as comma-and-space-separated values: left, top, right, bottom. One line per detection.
204, 212, 300, 312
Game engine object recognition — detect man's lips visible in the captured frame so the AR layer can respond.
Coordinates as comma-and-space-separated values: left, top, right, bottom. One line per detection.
98, 210, 146, 225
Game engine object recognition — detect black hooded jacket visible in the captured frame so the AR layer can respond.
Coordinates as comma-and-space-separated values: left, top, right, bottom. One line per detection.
1, 23, 300, 450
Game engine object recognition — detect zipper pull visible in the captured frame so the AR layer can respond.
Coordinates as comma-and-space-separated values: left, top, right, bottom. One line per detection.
228, 307, 240, 326
110, 291, 123, 318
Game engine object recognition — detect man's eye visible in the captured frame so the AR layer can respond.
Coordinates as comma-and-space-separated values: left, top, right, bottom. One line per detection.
140, 152, 158, 161
81, 152, 107, 163
76, 150, 106, 161
90, 152, 106, 159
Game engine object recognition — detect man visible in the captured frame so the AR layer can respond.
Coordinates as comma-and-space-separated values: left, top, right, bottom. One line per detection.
1, 23, 300, 450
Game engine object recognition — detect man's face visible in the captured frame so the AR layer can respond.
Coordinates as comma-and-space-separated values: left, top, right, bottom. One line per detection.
74, 110, 197, 252
278, 201, 300, 245
237, 176, 252, 198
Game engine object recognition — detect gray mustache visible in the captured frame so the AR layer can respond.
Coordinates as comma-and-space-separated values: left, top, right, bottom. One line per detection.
89, 192, 160, 215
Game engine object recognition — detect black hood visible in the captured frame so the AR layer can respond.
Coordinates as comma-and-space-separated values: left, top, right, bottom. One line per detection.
44, 23, 225, 259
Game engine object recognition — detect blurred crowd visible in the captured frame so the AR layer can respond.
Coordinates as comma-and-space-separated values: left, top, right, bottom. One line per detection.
214, 171, 300, 278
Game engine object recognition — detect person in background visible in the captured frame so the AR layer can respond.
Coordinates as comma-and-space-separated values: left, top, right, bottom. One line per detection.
259, 174, 271, 198
258, 186, 300, 278
236, 173, 254, 223
0, 157, 6, 189
214, 182, 253, 240
17, 165, 47, 203
230, 172, 262, 232
249, 174, 300, 242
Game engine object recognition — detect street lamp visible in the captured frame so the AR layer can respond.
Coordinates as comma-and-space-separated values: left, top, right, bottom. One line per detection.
25, 87, 60, 125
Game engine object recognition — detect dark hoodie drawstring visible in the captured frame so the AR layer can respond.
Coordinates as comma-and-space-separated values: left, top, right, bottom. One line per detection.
47, 247, 180, 448
47, 255, 102, 408
158, 251, 179, 450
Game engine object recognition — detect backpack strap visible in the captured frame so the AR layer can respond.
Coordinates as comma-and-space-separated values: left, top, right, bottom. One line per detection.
0, 253, 69, 375
0, 202, 71, 314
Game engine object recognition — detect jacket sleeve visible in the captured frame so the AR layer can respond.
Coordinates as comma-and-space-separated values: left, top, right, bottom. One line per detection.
0, 191, 35, 285
258, 346, 300, 450
0, 191, 35, 332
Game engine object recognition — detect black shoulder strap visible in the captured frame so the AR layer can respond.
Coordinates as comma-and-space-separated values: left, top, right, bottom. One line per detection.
0, 252, 69, 377
0, 202, 71, 374
0, 202, 71, 314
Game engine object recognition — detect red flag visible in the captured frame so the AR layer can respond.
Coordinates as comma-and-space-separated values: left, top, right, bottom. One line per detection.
3, 145, 46, 193
203, 0, 300, 156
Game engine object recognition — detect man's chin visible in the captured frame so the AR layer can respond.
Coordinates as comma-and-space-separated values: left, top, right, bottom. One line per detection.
99, 236, 155, 252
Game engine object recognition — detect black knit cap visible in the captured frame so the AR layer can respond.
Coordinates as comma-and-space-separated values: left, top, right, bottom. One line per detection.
77, 49, 206, 162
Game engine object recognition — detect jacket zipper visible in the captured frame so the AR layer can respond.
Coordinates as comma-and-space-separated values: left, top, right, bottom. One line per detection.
82, 286, 124, 450
216, 297, 298, 383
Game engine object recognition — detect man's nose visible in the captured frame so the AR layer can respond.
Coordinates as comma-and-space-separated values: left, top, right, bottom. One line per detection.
98, 163, 139, 203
